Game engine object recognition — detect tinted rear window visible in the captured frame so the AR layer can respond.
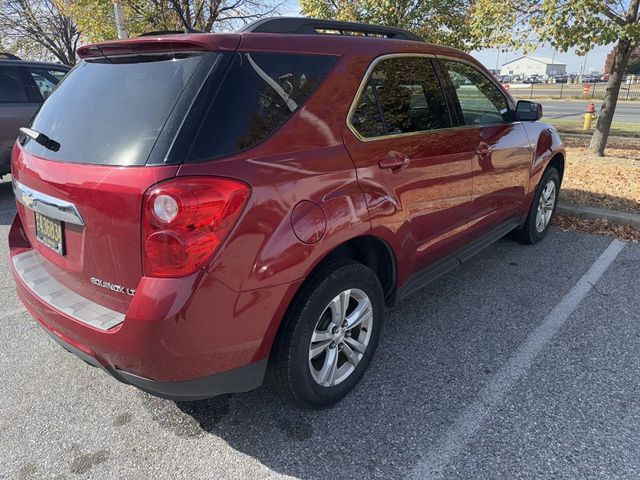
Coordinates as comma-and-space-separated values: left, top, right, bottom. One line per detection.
188, 52, 336, 162
24, 53, 204, 166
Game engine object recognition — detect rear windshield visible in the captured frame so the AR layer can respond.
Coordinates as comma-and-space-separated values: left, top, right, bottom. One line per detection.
24, 52, 204, 166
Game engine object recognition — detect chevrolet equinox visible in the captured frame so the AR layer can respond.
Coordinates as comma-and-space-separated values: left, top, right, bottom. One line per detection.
9, 17, 564, 408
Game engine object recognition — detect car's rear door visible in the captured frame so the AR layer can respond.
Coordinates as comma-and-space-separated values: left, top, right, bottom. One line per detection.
437, 58, 532, 237
342, 54, 474, 285
0, 64, 39, 169
22, 65, 68, 102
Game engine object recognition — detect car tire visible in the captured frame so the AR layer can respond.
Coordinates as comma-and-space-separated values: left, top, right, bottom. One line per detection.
270, 260, 385, 409
517, 166, 561, 244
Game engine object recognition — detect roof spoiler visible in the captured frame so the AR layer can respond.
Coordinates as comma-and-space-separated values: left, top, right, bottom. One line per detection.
77, 35, 240, 59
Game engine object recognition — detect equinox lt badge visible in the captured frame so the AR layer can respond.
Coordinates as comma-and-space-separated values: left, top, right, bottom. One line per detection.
90, 277, 136, 296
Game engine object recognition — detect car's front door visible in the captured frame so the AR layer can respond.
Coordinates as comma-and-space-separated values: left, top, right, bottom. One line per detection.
438, 59, 532, 237
342, 55, 475, 286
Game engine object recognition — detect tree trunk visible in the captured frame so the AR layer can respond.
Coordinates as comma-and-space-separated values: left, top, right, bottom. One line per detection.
588, 38, 634, 156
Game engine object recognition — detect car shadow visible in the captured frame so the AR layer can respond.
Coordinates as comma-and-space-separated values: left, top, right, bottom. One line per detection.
137, 230, 610, 479
0, 180, 16, 226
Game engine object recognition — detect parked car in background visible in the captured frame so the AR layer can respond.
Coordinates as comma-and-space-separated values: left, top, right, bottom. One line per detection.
552, 75, 568, 83
583, 74, 604, 83
9, 18, 564, 408
0, 53, 69, 178
524, 75, 542, 84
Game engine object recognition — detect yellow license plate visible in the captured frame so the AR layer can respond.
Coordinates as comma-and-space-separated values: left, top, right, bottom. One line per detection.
35, 212, 65, 255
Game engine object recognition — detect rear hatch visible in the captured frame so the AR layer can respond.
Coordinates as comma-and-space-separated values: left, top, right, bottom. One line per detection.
12, 36, 238, 313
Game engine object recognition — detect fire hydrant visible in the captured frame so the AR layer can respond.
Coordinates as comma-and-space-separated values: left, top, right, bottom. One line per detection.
583, 103, 597, 131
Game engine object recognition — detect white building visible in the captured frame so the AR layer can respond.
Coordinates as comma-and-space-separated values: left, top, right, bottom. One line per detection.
500, 55, 567, 78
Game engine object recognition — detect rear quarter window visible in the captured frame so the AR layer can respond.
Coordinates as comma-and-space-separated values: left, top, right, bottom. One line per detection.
188, 52, 337, 162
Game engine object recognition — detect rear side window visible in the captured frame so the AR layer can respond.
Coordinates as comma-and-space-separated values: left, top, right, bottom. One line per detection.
27, 67, 67, 101
188, 52, 336, 161
24, 53, 204, 165
0, 66, 29, 103
442, 60, 509, 125
350, 56, 451, 138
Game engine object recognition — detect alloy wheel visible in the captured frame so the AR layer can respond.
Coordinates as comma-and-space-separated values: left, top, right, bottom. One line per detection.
308, 289, 373, 387
535, 180, 556, 232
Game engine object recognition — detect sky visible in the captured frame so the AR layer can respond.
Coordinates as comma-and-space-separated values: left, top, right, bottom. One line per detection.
284, 1, 614, 74
471, 44, 613, 75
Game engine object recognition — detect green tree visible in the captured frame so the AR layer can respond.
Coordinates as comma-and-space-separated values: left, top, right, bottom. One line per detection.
169, 0, 282, 32
58, 1, 182, 42
471, 0, 640, 156
300, 0, 473, 49
61, 0, 282, 43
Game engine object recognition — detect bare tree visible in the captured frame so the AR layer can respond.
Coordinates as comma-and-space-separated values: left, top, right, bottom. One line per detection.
0, 0, 80, 65
169, 0, 283, 32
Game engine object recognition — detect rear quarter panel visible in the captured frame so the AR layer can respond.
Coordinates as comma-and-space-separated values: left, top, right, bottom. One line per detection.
177, 47, 373, 292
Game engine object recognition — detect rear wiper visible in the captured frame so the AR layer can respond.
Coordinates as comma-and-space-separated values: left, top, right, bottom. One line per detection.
19, 127, 61, 152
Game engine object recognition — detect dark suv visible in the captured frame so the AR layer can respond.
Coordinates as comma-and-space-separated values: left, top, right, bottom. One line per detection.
0, 53, 69, 177
9, 18, 564, 408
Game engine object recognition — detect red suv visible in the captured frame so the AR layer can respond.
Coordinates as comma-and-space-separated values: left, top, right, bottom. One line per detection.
9, 18, 564, 408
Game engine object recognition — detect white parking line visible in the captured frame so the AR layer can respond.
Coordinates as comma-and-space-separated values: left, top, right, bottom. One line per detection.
409, 238, 627, 480
0, 307, 27, 321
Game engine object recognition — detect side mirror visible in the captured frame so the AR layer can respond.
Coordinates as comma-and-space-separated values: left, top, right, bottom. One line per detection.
515, 100, 543, 121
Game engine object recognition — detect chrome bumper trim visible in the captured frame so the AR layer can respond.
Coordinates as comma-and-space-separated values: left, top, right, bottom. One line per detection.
13, 179, 85, 226
13, 250, 124, 331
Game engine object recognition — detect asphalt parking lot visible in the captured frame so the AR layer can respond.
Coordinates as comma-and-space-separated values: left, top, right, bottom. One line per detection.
1, 178, 639, 480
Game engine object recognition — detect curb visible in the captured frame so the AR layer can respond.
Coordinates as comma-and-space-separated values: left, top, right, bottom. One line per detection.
556, 132, 640, 143
557, 202, 640, 228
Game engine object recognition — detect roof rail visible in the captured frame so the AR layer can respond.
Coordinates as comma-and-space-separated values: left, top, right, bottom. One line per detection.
242, 17, 423, 42
0, 52, 21, 60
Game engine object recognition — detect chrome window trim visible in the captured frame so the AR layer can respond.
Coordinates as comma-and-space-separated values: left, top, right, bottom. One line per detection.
13, 179, 85, 226
346, 53, 440, 143
346, 53, 517, 143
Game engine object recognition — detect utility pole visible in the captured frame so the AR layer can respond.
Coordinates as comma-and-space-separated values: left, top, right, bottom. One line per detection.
580, 51, 589, 79
113, 1, 128, 39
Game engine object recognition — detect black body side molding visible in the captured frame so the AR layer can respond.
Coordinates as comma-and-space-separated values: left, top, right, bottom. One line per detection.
396, 220, 521, 301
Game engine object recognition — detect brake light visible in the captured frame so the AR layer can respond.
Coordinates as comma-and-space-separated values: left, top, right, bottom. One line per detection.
142, 177, 250, 278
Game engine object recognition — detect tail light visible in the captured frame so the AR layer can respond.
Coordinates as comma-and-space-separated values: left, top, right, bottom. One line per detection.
142, 177, 250, 278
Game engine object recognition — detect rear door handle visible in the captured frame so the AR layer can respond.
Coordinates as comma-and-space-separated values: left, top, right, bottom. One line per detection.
379, 151, 410, 171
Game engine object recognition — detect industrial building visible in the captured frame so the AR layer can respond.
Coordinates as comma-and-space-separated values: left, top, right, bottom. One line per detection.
500, 55, 567, 78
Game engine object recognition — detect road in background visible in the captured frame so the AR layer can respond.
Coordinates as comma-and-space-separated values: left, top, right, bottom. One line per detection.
1, 182, 640, 479
531, 100, 640, 122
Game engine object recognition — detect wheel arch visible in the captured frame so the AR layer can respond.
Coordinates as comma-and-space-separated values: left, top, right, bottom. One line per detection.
547, 151, 565, 184
265, 235, 397, 358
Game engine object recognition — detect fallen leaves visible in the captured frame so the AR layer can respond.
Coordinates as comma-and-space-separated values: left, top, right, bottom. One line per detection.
554, 215, 640, 242
561, 147, 640, 214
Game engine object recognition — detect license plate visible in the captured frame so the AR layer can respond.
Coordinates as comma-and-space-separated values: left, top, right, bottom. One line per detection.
35, 212, 65, 255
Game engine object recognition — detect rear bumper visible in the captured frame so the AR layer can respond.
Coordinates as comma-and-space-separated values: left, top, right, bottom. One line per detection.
9, 213, 299, 399
40, 322, 266, 401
